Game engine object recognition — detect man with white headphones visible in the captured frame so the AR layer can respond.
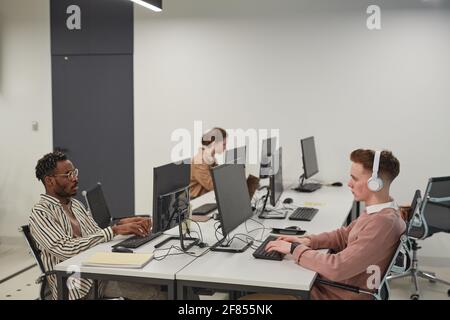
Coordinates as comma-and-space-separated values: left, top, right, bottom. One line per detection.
261, 148, 406, 300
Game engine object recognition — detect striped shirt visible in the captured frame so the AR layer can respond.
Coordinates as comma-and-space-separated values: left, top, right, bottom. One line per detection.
29, 194, 114, 300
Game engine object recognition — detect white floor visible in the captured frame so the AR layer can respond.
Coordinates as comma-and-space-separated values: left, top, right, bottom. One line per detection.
0, 238, 40, 300
0, 242, 449, 300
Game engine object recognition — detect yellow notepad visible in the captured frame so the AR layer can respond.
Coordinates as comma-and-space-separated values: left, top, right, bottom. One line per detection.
82, 252, 153, 269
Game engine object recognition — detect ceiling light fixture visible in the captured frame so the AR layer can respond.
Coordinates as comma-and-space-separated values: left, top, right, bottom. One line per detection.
130, 0, 162, 12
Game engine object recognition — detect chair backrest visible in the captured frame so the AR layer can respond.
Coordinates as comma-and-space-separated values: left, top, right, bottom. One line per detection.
82, 182, 112, 229
20, 225, 46, 274
420, 176, 450, 237
377, 234, 410, 300
407, 189, 428, 239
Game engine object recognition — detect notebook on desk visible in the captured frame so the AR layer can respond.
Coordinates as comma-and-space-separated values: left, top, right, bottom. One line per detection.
82, 252, 154, 269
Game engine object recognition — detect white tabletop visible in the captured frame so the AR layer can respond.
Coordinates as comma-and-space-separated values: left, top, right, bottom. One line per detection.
176, 185, 354, 292
54, 183, 354, 294
54, 233, 198, 280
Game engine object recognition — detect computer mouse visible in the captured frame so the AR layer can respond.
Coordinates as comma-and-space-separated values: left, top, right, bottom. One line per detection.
332, 182, 343, 187
283, 198, 293, 204
112, 246, 134, 253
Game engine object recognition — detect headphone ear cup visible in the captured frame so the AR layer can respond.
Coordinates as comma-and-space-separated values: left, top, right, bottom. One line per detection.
368, 177, 383, 192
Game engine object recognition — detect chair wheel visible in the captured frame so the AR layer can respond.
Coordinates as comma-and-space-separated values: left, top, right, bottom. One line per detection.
410, 294, 419, 300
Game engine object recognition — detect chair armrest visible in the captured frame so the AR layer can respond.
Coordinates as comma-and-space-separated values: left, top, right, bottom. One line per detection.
315, 278, 376, 296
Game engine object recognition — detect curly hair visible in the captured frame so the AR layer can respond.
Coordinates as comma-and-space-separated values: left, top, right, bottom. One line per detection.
35, 151, 67, 183
350, 149, 400, 183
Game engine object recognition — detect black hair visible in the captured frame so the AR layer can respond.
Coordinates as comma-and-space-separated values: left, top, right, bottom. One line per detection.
35, 151, 68, 184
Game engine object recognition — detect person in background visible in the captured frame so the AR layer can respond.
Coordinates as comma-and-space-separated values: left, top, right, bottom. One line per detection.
190, 127, 228, 198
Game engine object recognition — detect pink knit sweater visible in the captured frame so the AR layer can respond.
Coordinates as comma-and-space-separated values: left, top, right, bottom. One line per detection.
292, 208, 406, 300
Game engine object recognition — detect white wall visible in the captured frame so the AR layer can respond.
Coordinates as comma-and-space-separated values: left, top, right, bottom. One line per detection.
0, 0, 52, 238
134, 0, 450, 262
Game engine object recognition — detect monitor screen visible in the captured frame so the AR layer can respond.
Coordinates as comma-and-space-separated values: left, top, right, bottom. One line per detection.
260, 136, 277, 178
270, 148, 283, 207
157, 187, 189, 232
225, 145, 247, 165
211, 164, 253, 237
152, 159, 190, 233
301, 136, 319, 179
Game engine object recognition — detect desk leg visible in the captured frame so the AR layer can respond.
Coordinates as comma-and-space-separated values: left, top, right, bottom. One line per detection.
177, 281, 186, 300
56, 272, 69, 300
167, 281, 176, 300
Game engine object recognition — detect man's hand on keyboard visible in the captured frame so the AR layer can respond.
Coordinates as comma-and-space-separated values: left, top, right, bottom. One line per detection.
277, 235, 311, 247
117, 217, 152, 234
112, 220, 150, 237
265, 239, 291, 255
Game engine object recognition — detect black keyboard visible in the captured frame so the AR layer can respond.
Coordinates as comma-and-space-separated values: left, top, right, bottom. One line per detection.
288, 207, 318, 221
295, 183, 322, 192
253, 235, 285, 261
112, 232, 163, 249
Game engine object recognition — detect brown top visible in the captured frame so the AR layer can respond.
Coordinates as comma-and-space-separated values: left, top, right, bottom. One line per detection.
190, 162, 215, 199
292, 207, 406, 300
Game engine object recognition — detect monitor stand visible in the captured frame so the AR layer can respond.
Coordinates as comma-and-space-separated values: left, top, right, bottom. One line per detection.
294, 175, 322, 193
154, 220, 200, 251
210, 237, 253, 253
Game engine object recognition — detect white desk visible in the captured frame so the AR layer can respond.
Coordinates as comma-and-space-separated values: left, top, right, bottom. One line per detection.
54, 233, 198, 299
54, 185, 354, 300
176, 185, 354, 299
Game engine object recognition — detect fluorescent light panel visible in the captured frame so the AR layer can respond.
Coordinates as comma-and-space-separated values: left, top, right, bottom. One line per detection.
131, 0, 162, 12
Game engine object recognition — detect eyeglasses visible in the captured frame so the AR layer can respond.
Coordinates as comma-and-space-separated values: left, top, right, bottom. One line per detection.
51, 168, 79, 181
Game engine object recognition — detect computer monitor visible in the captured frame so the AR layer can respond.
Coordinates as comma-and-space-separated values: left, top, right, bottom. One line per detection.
259, 136, 277, 178
210, 164, 254, 252
270, 147, 283, 207
296, 136, 321, 192
152, 159, 190, 233
158, 186, 189, 232
301, 136, 318, 179
225, 145, 247, 164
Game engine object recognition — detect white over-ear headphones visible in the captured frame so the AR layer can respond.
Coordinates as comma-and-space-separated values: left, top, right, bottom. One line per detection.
367, 150, 384, 192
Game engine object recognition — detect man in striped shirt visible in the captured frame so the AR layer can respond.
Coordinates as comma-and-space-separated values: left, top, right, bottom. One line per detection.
29, 152, 152, 300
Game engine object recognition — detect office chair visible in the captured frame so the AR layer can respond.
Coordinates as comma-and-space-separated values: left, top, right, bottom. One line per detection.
315, 233, 410, 300
83, 182, 148, 228
82, 182, 114, 229
387, 178, 450, 300
20, 225, 57, 300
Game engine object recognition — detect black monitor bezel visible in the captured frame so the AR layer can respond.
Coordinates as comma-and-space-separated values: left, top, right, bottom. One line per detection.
300, 136, 319, 179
